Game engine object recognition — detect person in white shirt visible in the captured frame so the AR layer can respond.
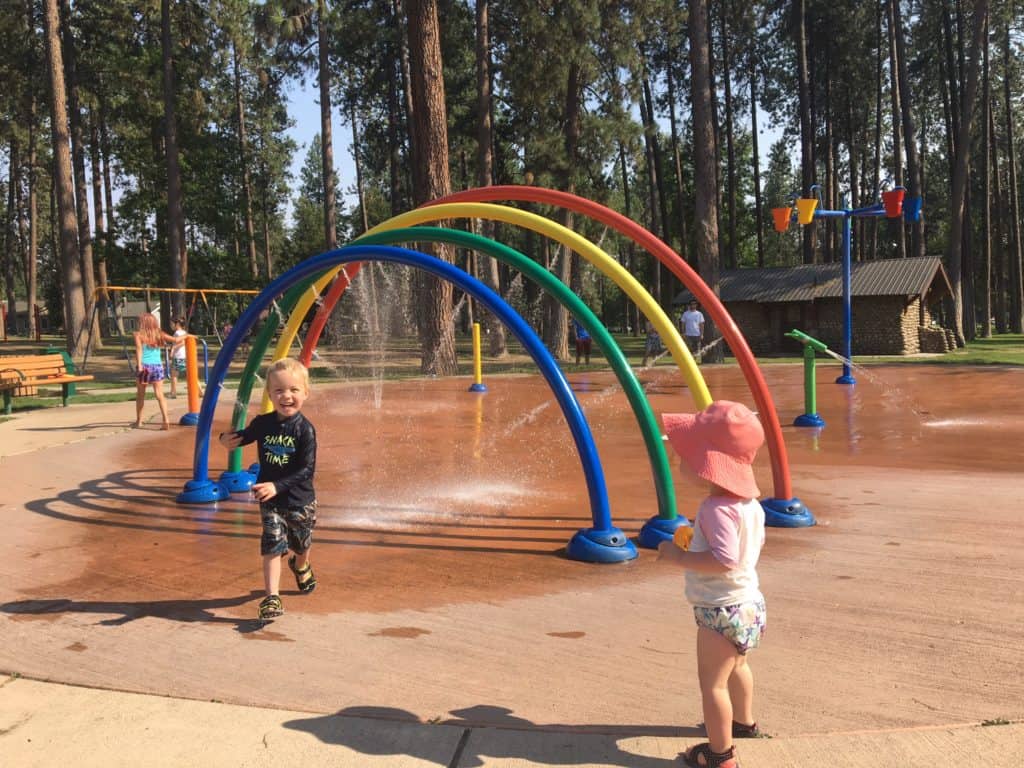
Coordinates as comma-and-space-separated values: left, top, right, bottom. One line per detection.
680, 300, 705, 361
169, 317, 188, 399
658, 401, 767, 768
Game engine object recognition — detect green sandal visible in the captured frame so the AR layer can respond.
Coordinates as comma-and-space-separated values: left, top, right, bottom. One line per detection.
257, 594, 284, 620
288, 555, 317, 594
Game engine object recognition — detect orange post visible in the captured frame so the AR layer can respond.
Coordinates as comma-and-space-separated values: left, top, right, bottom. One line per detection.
185, 335, 200, 415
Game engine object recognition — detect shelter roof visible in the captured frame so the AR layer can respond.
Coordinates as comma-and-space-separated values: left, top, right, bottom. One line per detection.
672, 257, 952, 305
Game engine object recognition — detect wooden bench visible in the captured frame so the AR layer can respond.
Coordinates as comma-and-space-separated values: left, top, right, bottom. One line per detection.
0, 353, 95, 415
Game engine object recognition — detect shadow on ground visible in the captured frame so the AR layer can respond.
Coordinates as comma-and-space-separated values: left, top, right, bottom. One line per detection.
284, 704, 702, 767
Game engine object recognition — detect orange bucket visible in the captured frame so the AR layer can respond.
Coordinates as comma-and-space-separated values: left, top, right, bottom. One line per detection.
771, 207, 792, 233
796, 198, 818, 225
882, 188, 905, 218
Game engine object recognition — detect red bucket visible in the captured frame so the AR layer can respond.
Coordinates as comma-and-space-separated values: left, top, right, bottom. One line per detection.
882, 188, 906, 218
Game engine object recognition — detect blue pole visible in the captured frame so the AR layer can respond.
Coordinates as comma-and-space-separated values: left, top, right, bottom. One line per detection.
177, 244, 635, 562
837, 195, 856, 385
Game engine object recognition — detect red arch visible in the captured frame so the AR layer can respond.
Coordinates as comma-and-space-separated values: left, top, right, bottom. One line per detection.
429, 186, 793, 501
299, 266, 357, 366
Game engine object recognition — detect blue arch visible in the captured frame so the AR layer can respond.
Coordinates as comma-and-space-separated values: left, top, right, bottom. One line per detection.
178, 244, 636, 563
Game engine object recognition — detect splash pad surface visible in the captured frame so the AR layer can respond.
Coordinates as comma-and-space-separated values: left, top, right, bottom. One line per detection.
1, 364, 1022, 738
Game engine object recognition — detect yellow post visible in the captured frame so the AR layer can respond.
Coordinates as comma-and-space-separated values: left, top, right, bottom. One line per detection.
469, 322, 487, 393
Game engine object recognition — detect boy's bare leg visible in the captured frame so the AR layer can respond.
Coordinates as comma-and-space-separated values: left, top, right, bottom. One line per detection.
729, 653, 755, 728
263, 553, 282, 597
696, 626, 739, 754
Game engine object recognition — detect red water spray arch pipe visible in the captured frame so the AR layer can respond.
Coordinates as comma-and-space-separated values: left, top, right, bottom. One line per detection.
298, 186, 797, 507
428, 186, 795, 504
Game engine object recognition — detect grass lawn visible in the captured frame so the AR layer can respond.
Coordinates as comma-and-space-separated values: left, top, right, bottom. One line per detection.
3, 331, 1023, 414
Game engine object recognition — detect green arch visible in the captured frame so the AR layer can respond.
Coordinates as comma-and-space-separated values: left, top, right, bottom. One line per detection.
357, 227, 677, 521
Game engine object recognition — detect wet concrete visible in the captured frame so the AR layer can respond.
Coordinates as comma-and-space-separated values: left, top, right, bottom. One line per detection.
1, 363, 1022, 740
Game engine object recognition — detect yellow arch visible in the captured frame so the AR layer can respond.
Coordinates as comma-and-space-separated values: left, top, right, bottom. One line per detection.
260, 272, 335, 413
270, 202, 712, 409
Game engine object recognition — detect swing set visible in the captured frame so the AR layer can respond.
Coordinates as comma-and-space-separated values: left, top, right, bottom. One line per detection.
83, 286, 259, 373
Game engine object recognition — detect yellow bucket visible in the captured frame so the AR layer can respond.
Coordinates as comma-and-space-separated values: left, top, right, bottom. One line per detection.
796, 198, 818, 225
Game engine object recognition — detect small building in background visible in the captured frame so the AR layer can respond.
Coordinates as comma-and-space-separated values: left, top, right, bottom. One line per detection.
673, 256, 956, 356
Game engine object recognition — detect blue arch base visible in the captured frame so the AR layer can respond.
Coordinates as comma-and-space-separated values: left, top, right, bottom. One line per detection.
468, 382, 488, 393
567, 527, 638, 563
794, 412, 826, 428
836, 373, 856, 385
220, 470, 256, 493
637, 514, 690, 549
762, 497, 816, 528
179, 412, 199, 427
177, 479, 230, 504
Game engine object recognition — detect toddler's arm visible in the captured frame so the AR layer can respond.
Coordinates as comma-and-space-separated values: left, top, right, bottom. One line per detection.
656, 540, 731, 573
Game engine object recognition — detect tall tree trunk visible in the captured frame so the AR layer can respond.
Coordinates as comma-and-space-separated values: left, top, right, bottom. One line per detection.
619, 141, 640, 336
233, 44, 258, 279
387, 0, 403, 216
546, 59, 582, 360
947, 0, 988, 345
90, 108, 109, 336
474, 0, 506, 356
750, 57, 764, 268
981, 13, 991, 337
24, 0, 39, 339
720, 1, 737, 269
689, 0, 722, 362
892, 0, 925, 258
61, 0, 102, 347
796, 0, 815, 265
872, 0, 883, 260
161, 0, 186, 320
991, 107, 1007, 333
666, 51, 690, 261
887, 0, 906, 259
639, 66, 663, 302
1003, 18, 1023, 332
824, 68, 836, 262
5, 138, 19, 328
407, 0, 456, 375
43, 0, 87, 356
317, 0, 337, 250
27, 92, 39, 340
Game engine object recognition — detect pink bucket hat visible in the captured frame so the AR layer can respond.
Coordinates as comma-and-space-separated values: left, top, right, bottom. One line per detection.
662, 400, 765, 499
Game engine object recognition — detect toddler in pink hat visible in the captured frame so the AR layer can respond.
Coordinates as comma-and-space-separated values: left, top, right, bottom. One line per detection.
659, 400, 767, 768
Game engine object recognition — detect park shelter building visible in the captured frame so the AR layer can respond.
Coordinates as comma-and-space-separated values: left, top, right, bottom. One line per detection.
672, 256, 956, 356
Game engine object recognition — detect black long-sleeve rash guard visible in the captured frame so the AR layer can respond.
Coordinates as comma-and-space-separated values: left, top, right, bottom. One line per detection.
237, 411, 317, 508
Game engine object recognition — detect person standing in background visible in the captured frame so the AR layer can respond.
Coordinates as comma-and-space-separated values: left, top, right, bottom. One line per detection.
681, 300, 706, 362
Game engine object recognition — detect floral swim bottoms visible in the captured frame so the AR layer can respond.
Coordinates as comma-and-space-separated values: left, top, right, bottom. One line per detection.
693, 599, 767, 654
137, 363, 165, 384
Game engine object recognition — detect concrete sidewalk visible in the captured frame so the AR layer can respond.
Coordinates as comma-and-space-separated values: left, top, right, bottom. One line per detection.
1, 676, 1020, 767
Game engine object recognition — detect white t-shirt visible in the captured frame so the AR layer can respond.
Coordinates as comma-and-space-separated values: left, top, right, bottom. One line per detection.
684, 496, 765, 607
172, 328, 187, 360
681, 309, 704, 337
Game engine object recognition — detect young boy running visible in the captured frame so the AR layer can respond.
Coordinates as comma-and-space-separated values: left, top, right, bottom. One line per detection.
219, 358, 318, 621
